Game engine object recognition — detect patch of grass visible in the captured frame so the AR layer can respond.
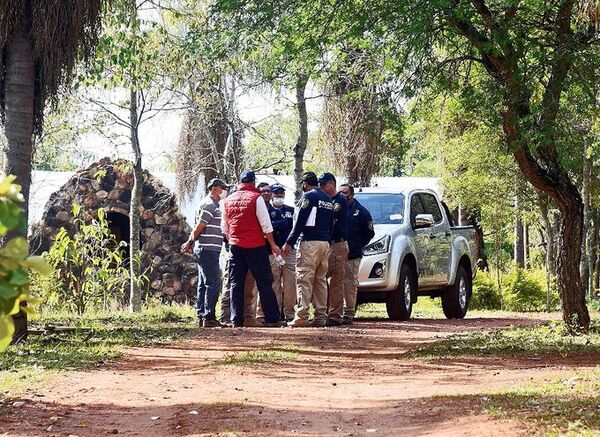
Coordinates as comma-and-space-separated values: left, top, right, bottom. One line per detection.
479, 369, 600, 435
0, 304, 196, 394
270, 343, 317, 353
215, 349, 299, 366
409, 321, 600, 358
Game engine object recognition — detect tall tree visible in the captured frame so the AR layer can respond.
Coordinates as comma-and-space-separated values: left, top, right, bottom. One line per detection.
0, 0, 108, 235
227, 0, 599, 332
83, 0, 169, 312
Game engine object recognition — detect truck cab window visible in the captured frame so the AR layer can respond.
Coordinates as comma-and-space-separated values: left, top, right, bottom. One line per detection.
410, 194, 425, 228
420, 193, 443, 223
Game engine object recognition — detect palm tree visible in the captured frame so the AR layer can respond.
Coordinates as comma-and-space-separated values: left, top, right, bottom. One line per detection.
0, 0, 108, 236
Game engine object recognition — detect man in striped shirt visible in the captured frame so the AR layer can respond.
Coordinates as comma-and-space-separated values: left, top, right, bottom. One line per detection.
181, 178, 229, 328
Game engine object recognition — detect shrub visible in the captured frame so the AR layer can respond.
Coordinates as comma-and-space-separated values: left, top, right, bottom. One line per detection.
502, 267, 559, 312
0, 176, 51, 350
470, 270, 501, 310
32, 205, 130, 315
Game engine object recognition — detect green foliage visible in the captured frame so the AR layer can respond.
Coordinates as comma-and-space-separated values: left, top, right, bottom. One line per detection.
503, 268, 559, 312
0, 176, 51, 351
244, 113, 328, 175
470, 270, 501, 311
411, 321, 600, 358
35, 206, 130, 315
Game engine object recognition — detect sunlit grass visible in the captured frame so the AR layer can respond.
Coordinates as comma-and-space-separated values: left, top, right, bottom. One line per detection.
409, 320, 600, 358
482, 369, 600, 435
0, 302, 196, 395
215, 349, 299, 366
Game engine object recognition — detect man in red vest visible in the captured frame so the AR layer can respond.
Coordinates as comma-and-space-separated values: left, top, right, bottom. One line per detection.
221, 170, 283, 327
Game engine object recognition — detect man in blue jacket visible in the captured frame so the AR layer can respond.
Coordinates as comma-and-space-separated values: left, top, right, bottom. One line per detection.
319, 173, 348, 327
339, 184, 375, 324
268, 183, 296, 321
282, 172, 334, 327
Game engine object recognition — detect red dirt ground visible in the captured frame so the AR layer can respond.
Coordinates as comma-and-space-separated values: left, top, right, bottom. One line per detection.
1, 316, 598, 436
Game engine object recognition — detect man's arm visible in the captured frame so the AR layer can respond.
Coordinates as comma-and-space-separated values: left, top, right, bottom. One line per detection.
282, 194, 312, 253
360, 208, 375, 247
180, 221, 208, 253
221, 202, 229, 238
338, 201, 349, 240
255, 196, 273, 234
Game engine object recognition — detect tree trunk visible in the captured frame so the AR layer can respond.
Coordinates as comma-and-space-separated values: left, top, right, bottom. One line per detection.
555, 198, 590, 331
514, 216, 525, 268
293, 75, 309, 201
3, 29, 35, 238
129, 87, 143, 313
589, 207, 599, 298
581, 137, 591, 295
524, 224, 530, 268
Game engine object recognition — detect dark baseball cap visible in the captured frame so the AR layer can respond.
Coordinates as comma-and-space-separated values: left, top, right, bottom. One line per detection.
318, 172, 336, 184
206, 178, 230, 189
239, 169, 256, 183
271, 183, 285, 193
301, 171, 318, 186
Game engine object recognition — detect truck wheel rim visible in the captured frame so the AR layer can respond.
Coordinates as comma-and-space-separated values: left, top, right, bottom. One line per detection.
404, 279, 411, 309
459, 277, 467, 308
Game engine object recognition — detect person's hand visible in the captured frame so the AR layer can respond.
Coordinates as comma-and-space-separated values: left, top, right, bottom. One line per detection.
180, 240, 193, 254
281, 243, 291, 256
271, 244, 281, 257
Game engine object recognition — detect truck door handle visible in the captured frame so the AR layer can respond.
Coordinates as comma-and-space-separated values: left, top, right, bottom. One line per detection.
429, 233, 437, 239
445, 231, 451, 237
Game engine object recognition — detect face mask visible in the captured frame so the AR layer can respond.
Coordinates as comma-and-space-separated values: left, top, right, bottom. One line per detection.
273, 197, 285, 207
219, 190, 227, 200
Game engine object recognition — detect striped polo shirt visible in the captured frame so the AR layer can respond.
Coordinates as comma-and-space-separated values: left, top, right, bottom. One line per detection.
194, 195, 223, 252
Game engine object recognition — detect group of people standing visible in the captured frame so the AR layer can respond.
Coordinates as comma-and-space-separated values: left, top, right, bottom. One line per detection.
181, 169, 375, 328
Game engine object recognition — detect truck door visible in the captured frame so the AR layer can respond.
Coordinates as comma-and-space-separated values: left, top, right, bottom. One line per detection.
419, 192, 452, 285
409, 193, 435, 286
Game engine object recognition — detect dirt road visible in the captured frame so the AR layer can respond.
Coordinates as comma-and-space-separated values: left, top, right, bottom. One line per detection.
1, 316, 597, 436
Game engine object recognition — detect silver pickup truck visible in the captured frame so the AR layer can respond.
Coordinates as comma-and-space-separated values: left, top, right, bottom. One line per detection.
354, 187, 478, 320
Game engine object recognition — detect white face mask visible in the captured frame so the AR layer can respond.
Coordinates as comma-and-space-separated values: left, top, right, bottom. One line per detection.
272, 197, 285, 207
219, 190, 227, 200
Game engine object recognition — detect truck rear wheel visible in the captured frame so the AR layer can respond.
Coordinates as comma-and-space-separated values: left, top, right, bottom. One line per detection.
386, 263, 416, 321
442, 265, 471, 319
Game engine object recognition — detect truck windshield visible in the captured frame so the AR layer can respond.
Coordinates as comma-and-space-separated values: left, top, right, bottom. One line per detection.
354, 193, 405, 224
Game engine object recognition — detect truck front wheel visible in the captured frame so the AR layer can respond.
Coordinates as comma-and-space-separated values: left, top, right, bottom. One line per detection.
442, 265, 471, 319
386, 263, 416, 321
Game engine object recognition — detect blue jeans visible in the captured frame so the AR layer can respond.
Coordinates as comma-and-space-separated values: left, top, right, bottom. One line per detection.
195, 249, 222, 320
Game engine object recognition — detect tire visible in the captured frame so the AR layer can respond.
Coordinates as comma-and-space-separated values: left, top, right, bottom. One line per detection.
386, 263, 416, 321
442, 265, 471, 319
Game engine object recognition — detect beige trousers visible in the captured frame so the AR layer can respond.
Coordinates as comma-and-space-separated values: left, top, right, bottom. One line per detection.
327, 241, 349, 322
257, 252, 297, 320
295, 240, 329, 324
343, 258, 361, 319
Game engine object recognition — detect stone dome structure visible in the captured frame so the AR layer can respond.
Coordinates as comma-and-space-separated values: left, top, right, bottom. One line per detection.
31, 157, 198, 302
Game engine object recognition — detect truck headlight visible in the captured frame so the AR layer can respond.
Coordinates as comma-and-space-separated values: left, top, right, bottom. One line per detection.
363, 235, 391, 256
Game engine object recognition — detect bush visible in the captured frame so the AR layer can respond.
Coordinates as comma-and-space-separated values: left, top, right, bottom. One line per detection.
470, 270, 501, 310
31, 205, 131, 315
502, 267, 559, 312
0, 176, 51, 350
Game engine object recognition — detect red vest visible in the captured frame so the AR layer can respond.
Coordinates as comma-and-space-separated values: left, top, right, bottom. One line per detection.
224, 184, 266, 248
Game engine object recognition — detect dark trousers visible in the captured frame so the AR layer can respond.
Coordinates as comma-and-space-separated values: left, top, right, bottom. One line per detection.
229, 244, 280, 325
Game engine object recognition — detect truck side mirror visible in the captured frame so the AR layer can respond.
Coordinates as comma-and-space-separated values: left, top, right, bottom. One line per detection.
414, 214, 435, 229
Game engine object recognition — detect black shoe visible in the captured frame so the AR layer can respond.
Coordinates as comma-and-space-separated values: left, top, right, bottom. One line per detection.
325, 318, 342, 327
262, 320, 287, 328
341, 316, 353, 325
203, 318, 226, 328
